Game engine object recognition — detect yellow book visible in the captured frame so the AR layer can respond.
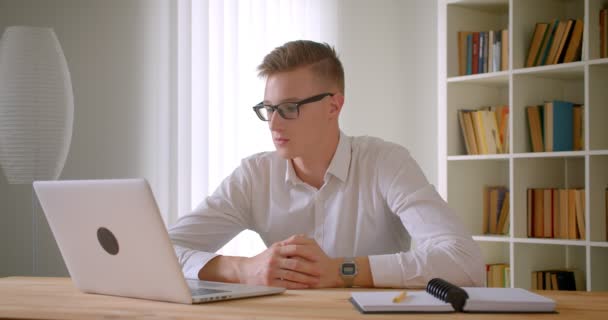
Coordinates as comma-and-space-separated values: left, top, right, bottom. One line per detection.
472, 111, 488, 154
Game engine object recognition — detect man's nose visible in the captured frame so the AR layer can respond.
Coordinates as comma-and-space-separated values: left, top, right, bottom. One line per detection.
268, 110, 283, 130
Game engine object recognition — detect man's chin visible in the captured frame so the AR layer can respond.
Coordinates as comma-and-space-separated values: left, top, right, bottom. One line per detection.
275, 147, 296, 159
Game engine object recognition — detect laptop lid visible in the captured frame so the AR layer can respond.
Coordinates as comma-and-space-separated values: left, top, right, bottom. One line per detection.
33, 178, 284, 304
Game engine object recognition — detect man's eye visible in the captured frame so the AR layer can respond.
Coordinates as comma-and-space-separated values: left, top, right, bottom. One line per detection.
281, 104, 298, 113
264, 106, 275, 113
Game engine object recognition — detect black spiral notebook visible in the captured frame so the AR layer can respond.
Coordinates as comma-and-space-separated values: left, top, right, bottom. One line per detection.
350, 278, 556, 313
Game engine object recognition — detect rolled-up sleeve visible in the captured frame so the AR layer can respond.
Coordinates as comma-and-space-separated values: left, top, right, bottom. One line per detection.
369, 146, 485, 288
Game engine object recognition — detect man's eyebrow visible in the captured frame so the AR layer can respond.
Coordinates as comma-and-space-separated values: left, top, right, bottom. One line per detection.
262, 97, 300, 104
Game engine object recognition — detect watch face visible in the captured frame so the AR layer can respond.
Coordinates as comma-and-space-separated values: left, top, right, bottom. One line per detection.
341, 263, 356, 276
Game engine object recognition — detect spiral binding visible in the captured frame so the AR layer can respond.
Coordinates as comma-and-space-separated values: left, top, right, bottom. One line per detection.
426, 278, 469, 312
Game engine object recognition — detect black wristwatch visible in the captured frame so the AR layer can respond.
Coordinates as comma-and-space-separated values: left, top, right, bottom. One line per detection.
339, 257, 358, 287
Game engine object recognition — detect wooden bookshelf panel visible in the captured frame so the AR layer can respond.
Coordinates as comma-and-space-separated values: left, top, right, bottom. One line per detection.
447, 82, 509, 156
447, 2, 509, 78
590, 155, 608, 242
589, 0, 608, 60
513, 243, 586, 290
512, 73, 584, 154
512, 0, 585, 69
590, 246, 608, 291
589, 63, 608, 150
447, 159, 509, 235
512, 157, 585, 238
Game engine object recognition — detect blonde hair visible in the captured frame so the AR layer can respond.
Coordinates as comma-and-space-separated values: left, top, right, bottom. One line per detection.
257, 40, 345, 94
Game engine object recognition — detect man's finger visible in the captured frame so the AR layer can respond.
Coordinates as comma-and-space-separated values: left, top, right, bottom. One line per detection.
274, 278, 309, 289
276, 268, 320, 286
279, 244, 318, 261
279, 257, 321, 277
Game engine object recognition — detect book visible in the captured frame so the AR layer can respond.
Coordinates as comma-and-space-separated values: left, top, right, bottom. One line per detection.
533, 270, 577, 290
350, 278, 556, 313
473, 32, 480, 74
563, 19, 583, 63
458, 110, 473, 155
554, 19, 574, 64
546, 20, 568, 65
575, 189, 585, 239
488, 30, 494, 72
526, 23, 549, 67
472, 111, 488, 154
536, 20, 559, 66
494, 30, 501, 72
526, 105, 544, 152
543, 188, 552, 238
458, 31, 473, 76
568, 189, 577, 239
534, 189, 544, 237
560, 189, 569, 239
467, 33, 473, 75
602, 9, 605, 58
600, 9, 608, 58
527, 189, 534, 237
496, 191, 510, 235
479, 31, 485, 73
544, 100, 574, 152
573, 105, 583, 150
552, 100, 575, 151
553, 189, 560, 238
501, 29, 508, 70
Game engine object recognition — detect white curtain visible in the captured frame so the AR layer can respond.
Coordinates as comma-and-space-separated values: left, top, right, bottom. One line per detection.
183, 0, 338, 257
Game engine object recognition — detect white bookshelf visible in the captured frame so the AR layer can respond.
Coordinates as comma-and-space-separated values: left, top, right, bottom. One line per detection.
438, 0, 608, 291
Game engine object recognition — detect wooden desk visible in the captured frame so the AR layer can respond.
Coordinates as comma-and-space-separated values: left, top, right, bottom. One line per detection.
1, 277, 607, 319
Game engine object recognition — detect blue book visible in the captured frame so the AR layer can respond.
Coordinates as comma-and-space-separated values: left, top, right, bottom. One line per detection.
479, 32, 484, 73
552, 100, 574, 151
467, 34, 473, 75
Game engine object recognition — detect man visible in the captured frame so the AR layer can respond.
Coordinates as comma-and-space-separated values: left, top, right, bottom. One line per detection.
169, 40, 484, 289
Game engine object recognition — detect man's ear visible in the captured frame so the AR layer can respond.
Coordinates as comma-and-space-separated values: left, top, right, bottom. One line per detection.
328, 93, 345, 120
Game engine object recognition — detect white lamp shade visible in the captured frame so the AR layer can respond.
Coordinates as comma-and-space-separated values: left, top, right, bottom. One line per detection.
0, 26, 74, 184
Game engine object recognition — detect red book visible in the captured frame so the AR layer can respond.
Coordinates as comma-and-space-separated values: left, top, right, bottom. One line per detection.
472, 32, 480, 74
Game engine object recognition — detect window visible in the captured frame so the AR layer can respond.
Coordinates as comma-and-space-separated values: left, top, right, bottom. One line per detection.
179, 0, 337, 257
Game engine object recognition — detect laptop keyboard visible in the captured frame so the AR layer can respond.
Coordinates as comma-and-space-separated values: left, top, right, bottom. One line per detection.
190, 288, 229, 296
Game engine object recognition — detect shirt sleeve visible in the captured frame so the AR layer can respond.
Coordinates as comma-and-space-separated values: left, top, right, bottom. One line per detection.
168, 160, 253, 279
368, 145, 485, 288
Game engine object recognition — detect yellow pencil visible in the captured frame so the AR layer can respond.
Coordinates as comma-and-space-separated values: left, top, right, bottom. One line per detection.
392, 291, 408, 303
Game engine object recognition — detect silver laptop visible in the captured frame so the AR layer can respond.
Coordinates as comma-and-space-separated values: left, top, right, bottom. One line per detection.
33, 178, 285, 304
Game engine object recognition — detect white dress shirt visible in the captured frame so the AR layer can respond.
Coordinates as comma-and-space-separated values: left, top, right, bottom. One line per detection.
169, 132, 484, 288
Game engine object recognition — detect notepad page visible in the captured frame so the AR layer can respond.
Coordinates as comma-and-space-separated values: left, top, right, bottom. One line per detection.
350, 291, 454, 312
462, 287, 556, 312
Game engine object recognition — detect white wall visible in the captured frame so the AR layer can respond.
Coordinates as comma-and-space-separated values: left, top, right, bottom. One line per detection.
0, 0, 438, 277
0, 0, 175, 276
338, 0, 438, 185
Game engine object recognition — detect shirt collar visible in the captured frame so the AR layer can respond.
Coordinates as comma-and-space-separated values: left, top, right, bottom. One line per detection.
285, 131, 352, 185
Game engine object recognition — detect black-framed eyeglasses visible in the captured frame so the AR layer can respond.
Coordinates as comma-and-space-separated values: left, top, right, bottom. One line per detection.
252, 92, 334, 121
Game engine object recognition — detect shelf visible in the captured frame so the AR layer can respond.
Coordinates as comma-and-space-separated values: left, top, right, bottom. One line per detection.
448, 154, 509, 161
588, 58, 608, 66
440, 0, 606, 292
590, 241, 608, 248
447, 0, 509, 14
512, 62, 585, 80
590, 150, 608, 156
448, 152, 589, 160
512, 237, 587, 246
473, 235, 510, 242
447, 71, 509, 85
511, 151, 586, 159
